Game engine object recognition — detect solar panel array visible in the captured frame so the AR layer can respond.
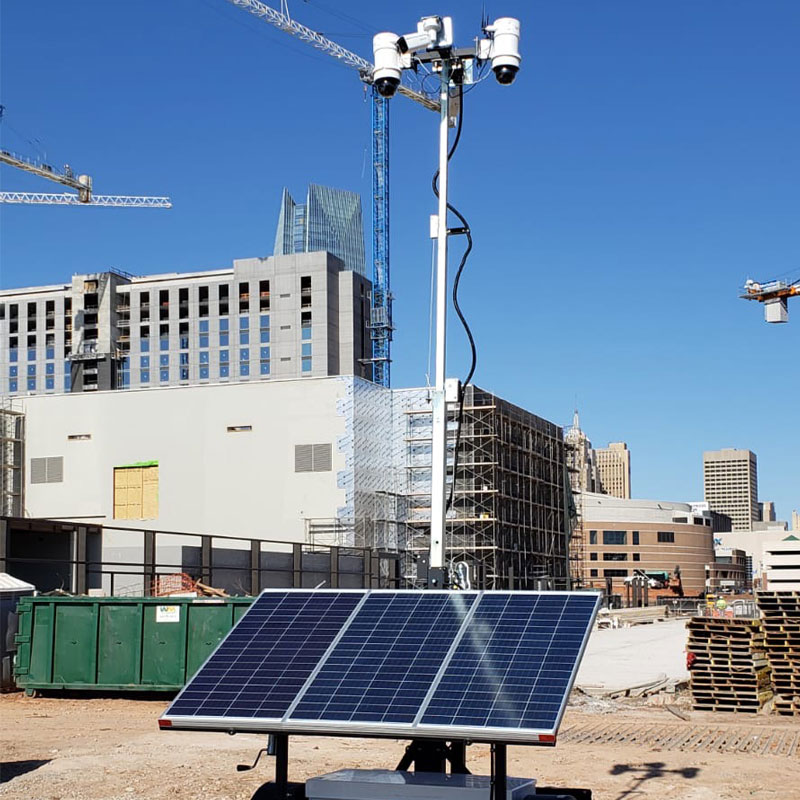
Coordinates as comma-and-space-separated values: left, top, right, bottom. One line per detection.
161, 589, 599, 743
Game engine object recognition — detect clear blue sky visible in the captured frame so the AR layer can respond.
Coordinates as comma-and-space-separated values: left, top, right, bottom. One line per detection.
1, 1, 798, 519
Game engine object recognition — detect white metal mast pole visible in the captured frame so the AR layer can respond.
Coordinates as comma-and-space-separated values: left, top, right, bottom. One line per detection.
429, 59, 451, 579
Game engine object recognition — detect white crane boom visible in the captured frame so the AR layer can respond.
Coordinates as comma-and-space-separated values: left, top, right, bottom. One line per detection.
224, 0, 439, 111
0, 150, 85, 192
0, 192, 172, 207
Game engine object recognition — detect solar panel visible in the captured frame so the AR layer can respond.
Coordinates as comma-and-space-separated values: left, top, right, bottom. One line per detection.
290, 591, 476, 725
418, 592, 598, 736
161, 589, 599, 744
166, 591, 363, 720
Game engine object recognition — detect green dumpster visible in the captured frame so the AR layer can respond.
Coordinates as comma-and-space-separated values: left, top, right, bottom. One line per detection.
13, 595, 254, 693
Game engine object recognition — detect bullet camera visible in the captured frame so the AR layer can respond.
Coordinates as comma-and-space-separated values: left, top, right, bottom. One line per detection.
484, 17, 521, 85
372, 32, 402, 97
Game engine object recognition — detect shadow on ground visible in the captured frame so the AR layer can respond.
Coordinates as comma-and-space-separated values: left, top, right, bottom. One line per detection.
610, 761, 700, 800
0, 759, 51, 783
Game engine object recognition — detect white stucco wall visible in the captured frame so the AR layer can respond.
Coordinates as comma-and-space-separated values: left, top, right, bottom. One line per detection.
20, 376, 355, 543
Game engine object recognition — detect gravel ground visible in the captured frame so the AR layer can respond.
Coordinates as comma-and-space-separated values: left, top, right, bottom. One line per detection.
2, 691, 799, 800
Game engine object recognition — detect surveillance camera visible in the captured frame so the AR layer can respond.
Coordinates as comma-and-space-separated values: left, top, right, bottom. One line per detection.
397, 16, 453, 54
372, 32, 402, 98
486, 17, 521, 86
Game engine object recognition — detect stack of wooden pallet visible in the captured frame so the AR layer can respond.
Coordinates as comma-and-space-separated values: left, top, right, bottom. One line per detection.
687, 617, 772, 713
756, 591, 800, 716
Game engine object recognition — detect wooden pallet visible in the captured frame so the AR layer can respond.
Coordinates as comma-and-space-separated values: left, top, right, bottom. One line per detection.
756, 592, 800, 716
687, 617, 771, 713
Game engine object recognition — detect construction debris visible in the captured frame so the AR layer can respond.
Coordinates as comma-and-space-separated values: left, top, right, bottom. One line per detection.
757, 591, 800, 716
687, 617, 772, 713
596, 606, 668, 628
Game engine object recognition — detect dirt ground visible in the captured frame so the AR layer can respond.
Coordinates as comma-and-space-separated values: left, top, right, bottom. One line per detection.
2, 692, 799, 800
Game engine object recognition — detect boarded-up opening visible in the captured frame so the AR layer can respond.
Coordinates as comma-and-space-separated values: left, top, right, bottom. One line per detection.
113, 463, 159, 520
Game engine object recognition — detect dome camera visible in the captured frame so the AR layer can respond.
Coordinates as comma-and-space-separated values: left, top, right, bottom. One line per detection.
487, 17, 521, 86
372, 32, 402, 98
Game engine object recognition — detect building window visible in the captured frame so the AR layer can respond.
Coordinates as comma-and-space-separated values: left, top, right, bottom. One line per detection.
658, 531, 675, 543
693, 517, 704, 526
633, 553, 641, 561
113, 464, 158, 520
589, 552, 597, 561
160, 355, 169, 367
260, 361, 270, 375
179, 336, 189, 350
240, 362, 250, 377
199, 334, 209, 349
589, 530, 597, 545
590, 569, 598, 578
141, 356, 150, 368
30, 456, 64, 484
199, 351, 209, 365
46, 347, 55, 360
227, 425, 252, 433
199, 319, 209, 333
220, 318, 229, 332
239, 317, 249, 330
27, 378, 36, 391
9, 380, 18, 393
199, 366, 209, 380
140, 339, 150, 353
45, 377, 55, 391
603, 569, 628, 578
27, 365, 36, 377
9, 349, 18, 363
632, 531, 639, 545
603, 530, 627, 545
294, 443, 332, 472
179, 353, 189, 366
180, 367, 189, 381
220, 333, 229, 347
45, 363, 54, 375
301, 311, 311, 340
160, 368, 169, 382
140, 370, 150, 383
603, 552, 628, 561
240, 331, 249, 345
9, 366, 17, 378
64, 373, 71, 391
260, 329, 270, 344
220, 365, 230, 378
160, 337, 169, 351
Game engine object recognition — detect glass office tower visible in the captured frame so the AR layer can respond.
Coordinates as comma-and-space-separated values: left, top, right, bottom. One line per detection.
274, 184, 366, 277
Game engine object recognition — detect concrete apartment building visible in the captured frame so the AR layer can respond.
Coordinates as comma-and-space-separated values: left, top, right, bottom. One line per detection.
594, 442, 631, 499
703, 448, 759, 531
2, 376, 571, 593
0, 252, 373, 397
579, 492, 715, 596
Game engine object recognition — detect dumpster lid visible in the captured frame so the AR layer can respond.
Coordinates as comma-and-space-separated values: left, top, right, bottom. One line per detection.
0, 572, 36, 593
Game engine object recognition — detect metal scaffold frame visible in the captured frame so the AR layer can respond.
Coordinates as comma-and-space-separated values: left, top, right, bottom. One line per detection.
403, 386, 570, 589
0, 401, 25, 517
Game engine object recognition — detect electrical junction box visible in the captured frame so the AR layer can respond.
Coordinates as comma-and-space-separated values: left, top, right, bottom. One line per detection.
445, 378, 460, 404
305, 769, 536, 800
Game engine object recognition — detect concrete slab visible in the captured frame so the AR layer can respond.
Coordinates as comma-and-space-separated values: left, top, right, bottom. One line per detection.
576, 618, 689, 690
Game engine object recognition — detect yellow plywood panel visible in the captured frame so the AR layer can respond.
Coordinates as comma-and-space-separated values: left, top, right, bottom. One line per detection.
142, 465, 159, 484
114, 469, 129, 490
142, 483, 158, 519
126, 469, 144, 491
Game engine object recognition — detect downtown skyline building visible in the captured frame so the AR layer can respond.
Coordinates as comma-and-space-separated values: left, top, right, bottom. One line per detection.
703, 448, 759, 532
274, 184, 366, 277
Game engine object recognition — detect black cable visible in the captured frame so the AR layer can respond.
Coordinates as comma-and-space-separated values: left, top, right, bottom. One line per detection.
431, 82, 478, 512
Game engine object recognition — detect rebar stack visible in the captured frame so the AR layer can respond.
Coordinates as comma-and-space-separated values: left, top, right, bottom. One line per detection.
687, 617, 772, 713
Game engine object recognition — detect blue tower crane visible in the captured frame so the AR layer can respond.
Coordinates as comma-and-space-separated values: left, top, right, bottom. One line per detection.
222, 0, 438, 387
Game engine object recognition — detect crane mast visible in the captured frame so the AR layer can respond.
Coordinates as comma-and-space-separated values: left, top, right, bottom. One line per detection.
222, 0, 437, 387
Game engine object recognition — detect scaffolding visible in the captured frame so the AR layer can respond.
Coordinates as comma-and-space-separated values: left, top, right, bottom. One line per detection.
403, 385, 570, 589
0, 400, 24, 517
